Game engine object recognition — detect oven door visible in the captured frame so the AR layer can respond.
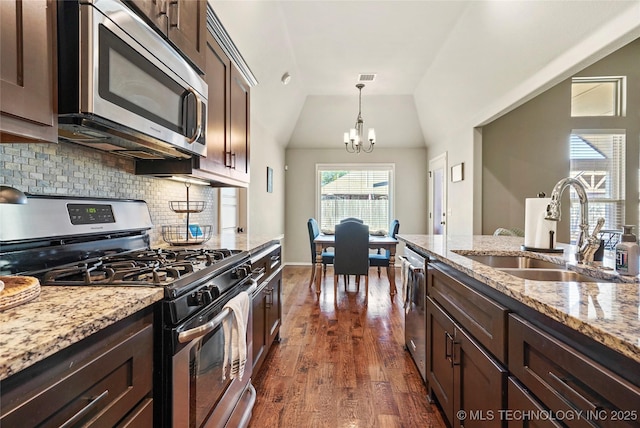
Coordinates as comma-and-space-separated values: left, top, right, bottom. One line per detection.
58, 0, 207, 157
171, 281, 256, 428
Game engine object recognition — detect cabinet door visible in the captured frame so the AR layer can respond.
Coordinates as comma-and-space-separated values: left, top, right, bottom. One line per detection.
252, 285, 267, 375
427, 297, 456, 425
0, 0, 57, 143
200, 32, 231, 174
167, 0, 206, 73
453, 325, 507, 428
266, 267, 283, 345
229, 64, 250, 181
126, 0, 168, 34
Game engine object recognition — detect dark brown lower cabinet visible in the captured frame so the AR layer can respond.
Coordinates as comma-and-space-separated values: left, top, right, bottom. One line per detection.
427, 297, 507, 427
509, 314, 640, 428
251, 243, 282, 376
0, 309, 154, 427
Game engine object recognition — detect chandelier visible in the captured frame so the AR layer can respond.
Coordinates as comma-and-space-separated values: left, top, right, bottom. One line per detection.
343, 83, 375, 153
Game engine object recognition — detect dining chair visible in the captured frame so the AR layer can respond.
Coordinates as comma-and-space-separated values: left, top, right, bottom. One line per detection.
340, 217, 364, 223
307, 218, 334, 287
333, 220, 370, 302
369, 219, 400, 278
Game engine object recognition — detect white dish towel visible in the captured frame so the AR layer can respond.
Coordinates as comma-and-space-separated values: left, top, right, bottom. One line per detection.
222, 291, 250, 381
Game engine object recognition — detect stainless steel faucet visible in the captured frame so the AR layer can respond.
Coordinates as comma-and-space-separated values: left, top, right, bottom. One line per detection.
545, 177, 604, 264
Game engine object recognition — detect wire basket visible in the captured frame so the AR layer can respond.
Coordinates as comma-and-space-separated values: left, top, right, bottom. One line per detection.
169, 201, 206, 213
161, 224, 212, 245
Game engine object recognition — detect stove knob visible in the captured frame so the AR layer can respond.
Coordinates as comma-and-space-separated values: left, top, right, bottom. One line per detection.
232, 266, 248, 279
200, 289, 213, 305
189, 289, 213, 306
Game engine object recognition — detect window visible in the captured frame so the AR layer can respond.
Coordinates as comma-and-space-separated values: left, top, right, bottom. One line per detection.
316, 164, 394, 231
571, 76, 625, 117
569, 131, 625, 244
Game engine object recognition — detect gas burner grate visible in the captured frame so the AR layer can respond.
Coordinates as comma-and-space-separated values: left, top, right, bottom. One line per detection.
39, 248, 242, 287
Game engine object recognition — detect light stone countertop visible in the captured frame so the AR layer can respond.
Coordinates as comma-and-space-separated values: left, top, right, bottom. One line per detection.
0, 234, 281, 381
155, 232, 283, 254
0, 286, 163, 380
397, 234, 640, 364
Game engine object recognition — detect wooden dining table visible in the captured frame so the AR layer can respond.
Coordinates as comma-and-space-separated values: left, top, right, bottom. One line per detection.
313, 233, 399, 298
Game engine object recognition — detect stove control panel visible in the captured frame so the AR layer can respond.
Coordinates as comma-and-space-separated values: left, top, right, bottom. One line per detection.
68, 203, 116, 225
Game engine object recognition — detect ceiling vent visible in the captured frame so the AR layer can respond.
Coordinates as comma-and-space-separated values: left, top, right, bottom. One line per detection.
358, 73, 377, 82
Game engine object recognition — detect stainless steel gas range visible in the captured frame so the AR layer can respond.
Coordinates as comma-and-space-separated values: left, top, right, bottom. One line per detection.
0, 195, 256, 428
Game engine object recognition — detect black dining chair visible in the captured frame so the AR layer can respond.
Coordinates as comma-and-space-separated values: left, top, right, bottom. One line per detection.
307, 218, 334, 287
369, 219, 400, 278
333, 220, 370, 302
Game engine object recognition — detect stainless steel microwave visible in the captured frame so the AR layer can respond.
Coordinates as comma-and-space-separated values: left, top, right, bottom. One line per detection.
57, 0, 207, 160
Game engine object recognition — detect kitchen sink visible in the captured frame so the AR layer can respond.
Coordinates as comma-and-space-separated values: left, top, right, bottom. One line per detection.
498, 268, 614, 283
463, 254, 565, 269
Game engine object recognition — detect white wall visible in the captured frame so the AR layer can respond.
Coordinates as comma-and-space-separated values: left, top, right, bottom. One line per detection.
247, 120, 286, 241
284, 148, 428, 265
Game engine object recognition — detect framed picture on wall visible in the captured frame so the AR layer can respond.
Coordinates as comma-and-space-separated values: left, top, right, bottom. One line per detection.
267, 167, 273, 193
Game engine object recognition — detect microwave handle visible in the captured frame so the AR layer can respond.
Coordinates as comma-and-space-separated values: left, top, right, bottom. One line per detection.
185, 88, 203, 144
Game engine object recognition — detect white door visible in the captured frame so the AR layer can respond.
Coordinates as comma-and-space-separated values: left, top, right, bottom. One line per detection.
429, 153, 448, 235
219, 187, 238, 233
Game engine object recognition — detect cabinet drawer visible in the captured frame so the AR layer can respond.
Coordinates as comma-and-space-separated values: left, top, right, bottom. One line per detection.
251, 242, 281, 286
430, 265, 508, 363
509, 314, 640, 427
507, 377, 562, 428
2, 321, 153, 427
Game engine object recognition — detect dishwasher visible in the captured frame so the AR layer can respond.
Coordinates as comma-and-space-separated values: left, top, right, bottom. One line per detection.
401, 246, 427, 383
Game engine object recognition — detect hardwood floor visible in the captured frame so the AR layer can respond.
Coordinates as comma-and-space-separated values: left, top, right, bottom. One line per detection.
248, 265, 446, 428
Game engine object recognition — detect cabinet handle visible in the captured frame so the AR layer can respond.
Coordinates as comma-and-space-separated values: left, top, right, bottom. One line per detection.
547, 371, 600, 413
168, 0, 179, 28
59, 390, 109, 428
158, 0, 167, 15
452, 339, 460, 366
231, 153, 237, 169
445, 331, 453, 363
265, 287, 273, 308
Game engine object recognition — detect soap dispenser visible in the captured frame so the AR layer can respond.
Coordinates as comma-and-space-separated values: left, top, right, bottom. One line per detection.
615, 225, 639, 276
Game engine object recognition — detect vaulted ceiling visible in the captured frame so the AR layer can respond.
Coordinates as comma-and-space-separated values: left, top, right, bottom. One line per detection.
209, 1, 640, 150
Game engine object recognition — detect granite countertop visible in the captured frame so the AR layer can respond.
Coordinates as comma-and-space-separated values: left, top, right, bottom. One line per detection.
0, 286, 163, 380
397, 234, 640, 364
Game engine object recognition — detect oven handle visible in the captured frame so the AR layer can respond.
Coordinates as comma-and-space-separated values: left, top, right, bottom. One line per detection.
177, 279, 257, 344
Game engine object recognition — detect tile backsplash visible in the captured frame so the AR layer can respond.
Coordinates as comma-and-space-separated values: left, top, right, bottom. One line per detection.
0, 142, 219, 245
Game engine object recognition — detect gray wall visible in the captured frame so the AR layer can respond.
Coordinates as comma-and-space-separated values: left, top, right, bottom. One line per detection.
284, 147, 429, 265
482, 38, 640, 242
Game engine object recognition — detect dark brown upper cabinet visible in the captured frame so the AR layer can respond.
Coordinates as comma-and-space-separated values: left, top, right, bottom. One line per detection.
0, 0, 58, 143
197, 31, 250, 185
126, 0, 206, 73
